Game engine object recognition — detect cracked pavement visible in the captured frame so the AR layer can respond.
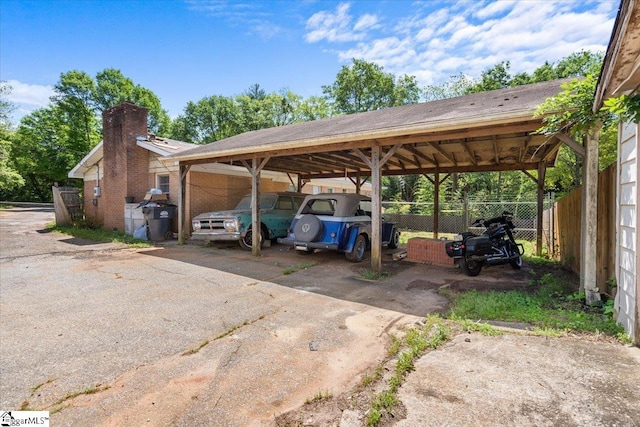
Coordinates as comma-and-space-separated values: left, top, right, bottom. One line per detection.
0, 207, 423, 425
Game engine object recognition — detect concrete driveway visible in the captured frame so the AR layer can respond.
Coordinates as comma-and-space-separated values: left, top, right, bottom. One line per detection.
1, 207, 639, 427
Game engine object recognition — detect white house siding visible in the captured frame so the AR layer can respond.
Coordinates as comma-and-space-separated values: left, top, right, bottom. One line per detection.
616, 121, 638, 341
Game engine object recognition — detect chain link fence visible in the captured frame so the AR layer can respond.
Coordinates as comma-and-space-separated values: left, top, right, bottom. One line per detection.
382, 194, 555, 242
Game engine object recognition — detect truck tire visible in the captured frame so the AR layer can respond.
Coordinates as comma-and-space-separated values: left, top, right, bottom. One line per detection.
239, 227, 265, 251
387, 228, 400, 249
345, 234, 367, 263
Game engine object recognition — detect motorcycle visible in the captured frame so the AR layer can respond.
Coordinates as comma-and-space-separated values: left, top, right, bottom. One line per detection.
445, 211, 524, 276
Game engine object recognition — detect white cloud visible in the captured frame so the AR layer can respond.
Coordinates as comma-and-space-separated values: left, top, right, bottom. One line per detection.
354, 13, 379, 32
305, 2, 378, 43
311, 1, 617, 87
474, 0, 516, 20
2, 80, 55, 125
5, 80, 54, 107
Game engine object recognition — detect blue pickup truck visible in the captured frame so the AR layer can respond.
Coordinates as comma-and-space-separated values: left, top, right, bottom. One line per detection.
278, 193, 400, 262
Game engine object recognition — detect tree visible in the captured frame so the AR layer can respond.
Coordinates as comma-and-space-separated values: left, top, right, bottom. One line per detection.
424, 73, 474, 101
322, 59, 421, 114
464, 62, 513, 93
12, 106, 78, 201
94, 69, 171, 134
0, 82, 24, 193
5, 68, 168, 201
170, 85, 332, 144
536, 75, 617, 194
51, 70, 98, 156
297, 96, 330, 121
244, 83, 266, 100
420, 50, 608, 199
171, 95, 242, 144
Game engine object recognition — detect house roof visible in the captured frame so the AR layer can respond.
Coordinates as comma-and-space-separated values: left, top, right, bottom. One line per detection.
68, 135, 197, 179
168, 79, 570, 179
594, 0, 640, 106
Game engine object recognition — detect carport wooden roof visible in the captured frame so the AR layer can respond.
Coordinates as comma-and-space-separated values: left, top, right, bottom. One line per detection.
169, 79, 570, 179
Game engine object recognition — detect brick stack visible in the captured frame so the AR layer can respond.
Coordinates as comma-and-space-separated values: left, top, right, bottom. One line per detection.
101, 102, 149, 232
406, 238, 453, 266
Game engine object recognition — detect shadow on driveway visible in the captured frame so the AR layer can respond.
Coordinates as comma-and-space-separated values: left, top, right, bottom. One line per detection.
140, 240, 539, 317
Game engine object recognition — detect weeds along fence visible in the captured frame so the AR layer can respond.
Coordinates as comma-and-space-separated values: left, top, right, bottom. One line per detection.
382, 194, 556, 244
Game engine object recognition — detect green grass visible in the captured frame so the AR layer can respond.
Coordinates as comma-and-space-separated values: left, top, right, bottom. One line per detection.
47, 223, 152, 248
367, 316, 450, 426
398, 230, 457, 245
446, 272, 628, 340
52, 385, 110, 407
305, 390, 333, 404
283, 262, 317, 275
359, 268, 391, 280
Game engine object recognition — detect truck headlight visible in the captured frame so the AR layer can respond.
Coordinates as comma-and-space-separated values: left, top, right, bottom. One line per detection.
223, 219, 237, 232
193, 221, 201, 231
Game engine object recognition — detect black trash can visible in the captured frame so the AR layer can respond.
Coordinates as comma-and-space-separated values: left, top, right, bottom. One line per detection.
142, 205, 176, 241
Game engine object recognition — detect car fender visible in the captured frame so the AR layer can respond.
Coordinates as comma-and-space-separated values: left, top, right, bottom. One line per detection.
343, 223, 371, 252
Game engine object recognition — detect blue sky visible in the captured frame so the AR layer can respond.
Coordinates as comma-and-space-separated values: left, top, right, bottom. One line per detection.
1, 0, 619, 124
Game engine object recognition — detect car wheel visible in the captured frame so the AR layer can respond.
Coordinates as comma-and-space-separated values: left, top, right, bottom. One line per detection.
293, 214, 323, 242
387, 228, 400, 249
346, 234, 367, 263
239, 228, 264, 251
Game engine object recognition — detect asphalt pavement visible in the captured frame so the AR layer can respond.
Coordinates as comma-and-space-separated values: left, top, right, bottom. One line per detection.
1, 207, 639, 427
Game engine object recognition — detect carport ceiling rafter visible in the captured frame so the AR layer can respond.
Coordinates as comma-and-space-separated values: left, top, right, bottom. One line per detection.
169, 79, 570, 178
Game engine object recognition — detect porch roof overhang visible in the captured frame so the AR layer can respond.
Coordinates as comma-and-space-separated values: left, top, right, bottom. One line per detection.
168, 79, 570, 178
594, 0, 640, 106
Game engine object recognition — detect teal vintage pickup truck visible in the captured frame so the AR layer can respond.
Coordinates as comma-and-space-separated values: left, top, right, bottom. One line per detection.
191, 192, 306, 250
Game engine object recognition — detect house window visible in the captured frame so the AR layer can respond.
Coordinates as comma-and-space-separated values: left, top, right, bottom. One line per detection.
157, 174, 170, 194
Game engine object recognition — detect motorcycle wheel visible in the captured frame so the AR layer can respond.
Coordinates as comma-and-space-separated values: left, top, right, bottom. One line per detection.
507, 241, 522, 269
460, 257, 482, 276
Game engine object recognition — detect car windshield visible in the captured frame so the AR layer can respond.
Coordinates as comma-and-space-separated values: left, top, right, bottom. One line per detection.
235, 194, 278, 210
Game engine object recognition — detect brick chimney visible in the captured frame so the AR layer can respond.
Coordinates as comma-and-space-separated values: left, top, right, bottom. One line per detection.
101, 102, 149, 231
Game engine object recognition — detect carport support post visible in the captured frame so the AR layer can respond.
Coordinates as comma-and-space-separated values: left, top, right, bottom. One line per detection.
251, 158, 260, 256
371, 146, 382, 272
178, 164, 191, 245
536, 163, 545, 257
243, 157, 270, 256
434, 171, 440, 239
581, 128, 601, 304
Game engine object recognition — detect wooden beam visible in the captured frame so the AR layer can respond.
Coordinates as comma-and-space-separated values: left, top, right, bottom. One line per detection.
581, 128, 601, 304
519, 135, 532, 163
492, 135, 500, 165
380, 143, 402, 167
300, 160, 552, 179
556, 132, 586, 157
461, 141, 477, 165
250, 158, 262, 256
428, 142, 457, 165
353, 149, 373, 169
542, 140, 564, 162
434, 171, 440, 239
404, 145, 436, 166
177, 120, 544, 167
536, 162, 545, 257
371, 146, 382, 273
178, 163, 191, 244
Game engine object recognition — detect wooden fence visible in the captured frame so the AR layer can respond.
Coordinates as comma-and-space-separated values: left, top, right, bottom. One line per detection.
553, 164, 617, 293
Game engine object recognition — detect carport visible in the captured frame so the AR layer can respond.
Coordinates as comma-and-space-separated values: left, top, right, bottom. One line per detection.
167, 78, 601, 301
